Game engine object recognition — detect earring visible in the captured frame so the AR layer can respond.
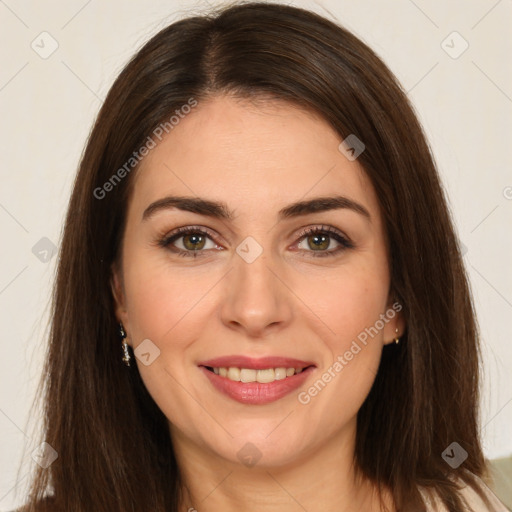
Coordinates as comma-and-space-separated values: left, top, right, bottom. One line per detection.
119, 322, 131, 367
394, 327, 400, 345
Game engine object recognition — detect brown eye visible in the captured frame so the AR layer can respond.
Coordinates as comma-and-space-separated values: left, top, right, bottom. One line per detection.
304, 233, 330, 251
182, 233, 207, 251
157, 226, 221, 258
295, 226, 354, 258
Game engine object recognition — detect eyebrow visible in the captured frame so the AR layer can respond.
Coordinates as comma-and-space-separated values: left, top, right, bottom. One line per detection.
141, 194, 371, 222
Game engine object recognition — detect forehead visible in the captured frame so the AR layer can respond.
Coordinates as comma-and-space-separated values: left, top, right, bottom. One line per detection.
128, 95, 380, 221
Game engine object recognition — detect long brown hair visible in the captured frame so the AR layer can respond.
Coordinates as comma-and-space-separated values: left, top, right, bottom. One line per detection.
21, 2, 492, 511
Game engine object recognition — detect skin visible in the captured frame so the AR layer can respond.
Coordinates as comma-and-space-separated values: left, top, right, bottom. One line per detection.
112, 94, 405, 512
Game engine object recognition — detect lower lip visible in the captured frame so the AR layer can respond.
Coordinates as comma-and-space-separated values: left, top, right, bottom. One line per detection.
199, 366, 315, 405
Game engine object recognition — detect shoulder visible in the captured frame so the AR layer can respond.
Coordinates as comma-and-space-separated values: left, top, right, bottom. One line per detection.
456, 480, 509, 511
418, 476, 510, 512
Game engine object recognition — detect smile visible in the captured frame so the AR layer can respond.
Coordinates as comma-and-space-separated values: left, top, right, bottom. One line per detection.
206, 366, 306, 383
198, 356, 316, 405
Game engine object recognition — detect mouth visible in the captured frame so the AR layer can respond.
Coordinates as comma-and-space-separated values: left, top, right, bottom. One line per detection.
198, 356, 316, 405
202, 365, 311, 383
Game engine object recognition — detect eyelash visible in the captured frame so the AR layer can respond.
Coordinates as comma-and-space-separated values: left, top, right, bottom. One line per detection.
156, 225, 354, 259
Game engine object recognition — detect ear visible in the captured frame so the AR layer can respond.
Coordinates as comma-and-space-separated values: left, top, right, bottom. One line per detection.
382, 296, 406, 346
110, 262, 130, 343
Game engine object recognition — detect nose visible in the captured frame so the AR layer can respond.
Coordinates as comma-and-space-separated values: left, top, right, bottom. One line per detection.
219, 248, 293, 338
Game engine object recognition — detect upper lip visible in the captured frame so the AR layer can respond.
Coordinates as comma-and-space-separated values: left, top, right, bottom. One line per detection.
199, 356, 316, 370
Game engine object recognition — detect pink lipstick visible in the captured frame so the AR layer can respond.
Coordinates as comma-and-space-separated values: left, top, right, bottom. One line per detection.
198, 355, 316, 405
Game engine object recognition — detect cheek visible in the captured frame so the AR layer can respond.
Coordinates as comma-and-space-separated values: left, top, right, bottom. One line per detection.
300, 259, 389, 395
121, 252, 213, 423
122, 249, 211, 342
300, 258, 389, 343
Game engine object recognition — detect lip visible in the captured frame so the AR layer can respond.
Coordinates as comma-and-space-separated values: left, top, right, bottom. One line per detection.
198, 355, 315, 370
198, 356, 316, 405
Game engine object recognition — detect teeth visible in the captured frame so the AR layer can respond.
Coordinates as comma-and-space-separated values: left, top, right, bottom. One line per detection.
227, 367, 241, 381
274, 368, 287, 380
210, 366, 307, 383
240, 369, 257, 383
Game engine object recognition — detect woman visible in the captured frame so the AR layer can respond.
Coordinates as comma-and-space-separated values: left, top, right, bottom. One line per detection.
16, 2, 508, 511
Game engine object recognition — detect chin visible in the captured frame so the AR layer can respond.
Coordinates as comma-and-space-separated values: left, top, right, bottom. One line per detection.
207, 428, 311, 470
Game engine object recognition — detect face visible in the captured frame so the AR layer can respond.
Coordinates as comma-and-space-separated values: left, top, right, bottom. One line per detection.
111, 95, 403, 468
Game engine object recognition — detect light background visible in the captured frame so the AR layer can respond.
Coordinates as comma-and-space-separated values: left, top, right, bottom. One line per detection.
0, 0, 511, 509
